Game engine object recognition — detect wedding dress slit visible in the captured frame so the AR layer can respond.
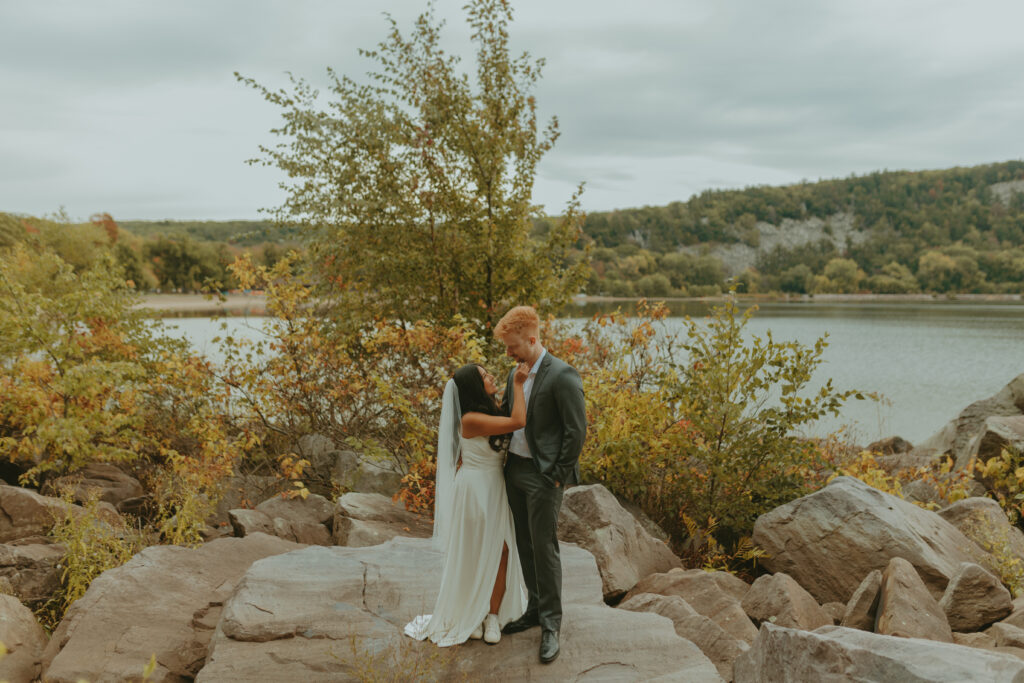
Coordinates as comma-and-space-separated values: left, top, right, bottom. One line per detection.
404, 435, 527, 647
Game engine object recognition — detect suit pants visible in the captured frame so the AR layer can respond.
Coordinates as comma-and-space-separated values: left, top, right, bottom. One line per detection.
504, 454, 564, 632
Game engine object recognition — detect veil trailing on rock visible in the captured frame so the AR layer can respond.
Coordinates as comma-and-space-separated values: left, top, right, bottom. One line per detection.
432, 378, 461, 552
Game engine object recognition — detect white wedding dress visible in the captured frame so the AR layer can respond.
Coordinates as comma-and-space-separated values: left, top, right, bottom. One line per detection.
404, 434, 527, 647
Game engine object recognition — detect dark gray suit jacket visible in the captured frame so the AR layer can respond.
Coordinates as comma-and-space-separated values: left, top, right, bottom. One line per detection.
502, 351, 587, 486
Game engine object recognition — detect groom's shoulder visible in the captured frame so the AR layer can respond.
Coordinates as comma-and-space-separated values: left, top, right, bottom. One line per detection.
545, 352, 580, 377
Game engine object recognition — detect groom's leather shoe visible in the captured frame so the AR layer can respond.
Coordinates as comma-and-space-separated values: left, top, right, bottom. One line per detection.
539, 629, 559, 664
501, 612, 539, 635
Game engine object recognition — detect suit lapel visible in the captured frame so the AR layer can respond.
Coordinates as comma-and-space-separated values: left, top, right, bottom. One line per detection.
528, 353, 553, 420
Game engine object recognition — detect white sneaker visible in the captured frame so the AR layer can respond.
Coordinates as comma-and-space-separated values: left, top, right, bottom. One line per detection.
470, 621, 483, 640
483, 614, 501, 644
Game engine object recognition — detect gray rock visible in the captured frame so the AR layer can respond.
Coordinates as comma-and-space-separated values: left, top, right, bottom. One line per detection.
912, 372, 1024, 469
0, 486, 80, 543
211, 474, 287, 525
821, 601, 845, 625
41, 533, 303, 683
228, 508, 275, 537
557, 484, 682, 600
1000, 597, 1024, 630
334, 492, 432, 547
0, 541, 64, 606
255, 493, 334, 545
971, 416, 1024, 466
0, 593, 47, 683
44, 463, 144, 509
876, 557, 953, 642
197, 538, 723, 682
954, 630, 997, 649
989, 622, 1024, 649
333, 450, 405, 496
624, 568, 756, 644
741, 572, 831, 631
840, 569, 882, 631
734, 623, 1024, 683
939, 496, 1024, 574
619, 592, 748, 682
752, 476, 990, 604
940, 562, 1013, 631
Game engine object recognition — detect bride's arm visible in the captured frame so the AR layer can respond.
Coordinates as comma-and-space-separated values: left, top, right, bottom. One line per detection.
461, 364, 528, 438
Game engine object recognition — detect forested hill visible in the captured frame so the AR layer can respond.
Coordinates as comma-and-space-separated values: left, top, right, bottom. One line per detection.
583, 161, 1024, 250
576, 160, 1024, 296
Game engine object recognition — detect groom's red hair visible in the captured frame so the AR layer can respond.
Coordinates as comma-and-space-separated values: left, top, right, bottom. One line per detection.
494, 305, 540, 337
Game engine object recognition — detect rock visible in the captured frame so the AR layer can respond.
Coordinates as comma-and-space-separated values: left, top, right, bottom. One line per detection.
912, 373, 1024, 469
228, 508, 275, 537
0, 541, 64, 606
939, 497, 1024, 591
0, 593, 48, 682
333, 450, 405, 496
41, 533, 303, 683
619, 592, 748, 681
624, 567, 757, 644
741, 572, 831, 631
733, 622, 1024, 683
954, 631, 996, 649
0, 485, 80, 543
867, 436, 914, 455
840, 569, 882, 631
940, 562, 1013, 631
556, 484, 682, 601
254, 493, 334, 545
44, 463, 144, 509
197, 537, 723, 682
989, 622, 1024, 649
876, 556, 953, 642
971, 416, 1024, 467
211, 474, 287, 525
821, 601, 845, 625
334, 492, 432, 547
752, 476, 990, 604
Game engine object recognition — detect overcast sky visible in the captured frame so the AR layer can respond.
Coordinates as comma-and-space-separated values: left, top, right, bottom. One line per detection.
2, 0, 1023, 221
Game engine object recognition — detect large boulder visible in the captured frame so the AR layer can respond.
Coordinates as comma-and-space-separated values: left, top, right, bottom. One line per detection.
912, 373, 1024, 469
619, 592, 747, 682
556, 484, 682, 601
333, 450, 405, 496
43, 463, 144, 510
41, 533, 303, 683
752, 476, 990, 603
333, 492, 432, 547
0, 593, 48, 682
940, 562, 1013, 632
970, 416, 1024, 467
0, 541, 64, 606
253, 493, 335, 545
624, 568, 756, 644
938, 497, 1024, 572
0, 485, 81, 543
740, 572, 831, 631
196, 537, 724, 682
734, 623, 1024, 683
875, 557, 953, 642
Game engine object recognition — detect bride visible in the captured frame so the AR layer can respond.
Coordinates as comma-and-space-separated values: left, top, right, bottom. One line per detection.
404, 362, 530, 646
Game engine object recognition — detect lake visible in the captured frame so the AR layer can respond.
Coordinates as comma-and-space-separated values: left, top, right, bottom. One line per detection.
162, 301, 1024, 446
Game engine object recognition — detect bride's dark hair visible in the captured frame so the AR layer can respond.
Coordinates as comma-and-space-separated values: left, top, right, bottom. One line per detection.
452, 364, 508, 453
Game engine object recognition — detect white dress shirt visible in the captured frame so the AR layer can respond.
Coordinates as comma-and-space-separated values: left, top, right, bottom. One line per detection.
509, 348, 546, 459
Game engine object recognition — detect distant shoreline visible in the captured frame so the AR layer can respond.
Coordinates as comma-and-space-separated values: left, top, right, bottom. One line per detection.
138, 292, 1024, 316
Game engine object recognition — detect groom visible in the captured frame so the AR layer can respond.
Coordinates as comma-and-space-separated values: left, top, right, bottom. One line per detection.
495, 306, 587, 664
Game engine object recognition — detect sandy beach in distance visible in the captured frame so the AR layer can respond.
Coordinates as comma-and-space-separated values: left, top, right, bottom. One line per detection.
137, 293, 268, 315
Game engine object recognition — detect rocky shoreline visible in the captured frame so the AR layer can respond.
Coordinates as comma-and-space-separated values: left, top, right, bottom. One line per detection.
0, 373, 1022, 680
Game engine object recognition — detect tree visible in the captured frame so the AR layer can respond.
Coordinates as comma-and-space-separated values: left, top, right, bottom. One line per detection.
238, 0, 588, 331
822, 258, 865, 293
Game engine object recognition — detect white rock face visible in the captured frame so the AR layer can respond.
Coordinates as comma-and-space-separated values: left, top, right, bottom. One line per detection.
198, 537, 724, 682
734, 623, 1024, 683
557, 484, 682, 600
752, 476, 990, 604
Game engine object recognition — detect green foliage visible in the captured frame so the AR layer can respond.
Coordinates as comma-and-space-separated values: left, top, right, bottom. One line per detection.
142, 235, 237, 292
545, 297, 871, 564
42, 491, 143, 631
236, 0, 589, 333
